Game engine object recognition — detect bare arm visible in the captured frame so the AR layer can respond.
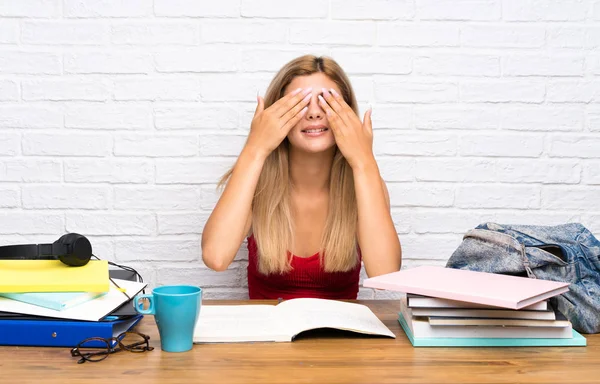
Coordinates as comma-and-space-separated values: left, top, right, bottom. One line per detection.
201, 88, 313, 271
317, 88, 401, 277
354, 162, 402, 277
201, 148, 265, 271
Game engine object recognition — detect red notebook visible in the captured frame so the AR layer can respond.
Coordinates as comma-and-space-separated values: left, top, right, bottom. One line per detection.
363, 266, 570, 310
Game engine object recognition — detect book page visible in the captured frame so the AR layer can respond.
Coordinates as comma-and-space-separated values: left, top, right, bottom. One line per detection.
193, 305, 289, 343
275, 298, 395, 339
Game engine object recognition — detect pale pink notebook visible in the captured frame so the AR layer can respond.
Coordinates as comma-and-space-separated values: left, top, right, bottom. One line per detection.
363, 266, 570, 310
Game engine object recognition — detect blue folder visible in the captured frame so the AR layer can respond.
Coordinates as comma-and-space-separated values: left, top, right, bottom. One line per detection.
398, 314, 587, 347
0, 314, 143, 347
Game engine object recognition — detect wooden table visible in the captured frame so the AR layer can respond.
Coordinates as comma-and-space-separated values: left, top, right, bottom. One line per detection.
1, 300, 598, 384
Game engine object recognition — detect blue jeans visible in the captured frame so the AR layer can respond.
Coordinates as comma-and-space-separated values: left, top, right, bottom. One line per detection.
446, 223, 600, 334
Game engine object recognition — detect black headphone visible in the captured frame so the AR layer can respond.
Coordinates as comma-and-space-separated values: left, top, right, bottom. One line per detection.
0, 233, 92, 267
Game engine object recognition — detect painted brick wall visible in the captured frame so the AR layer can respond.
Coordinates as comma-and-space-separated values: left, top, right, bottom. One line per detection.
1, 0, 599, 299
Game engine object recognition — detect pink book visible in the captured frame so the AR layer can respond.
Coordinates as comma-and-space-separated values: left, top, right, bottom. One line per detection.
363, 266, 570, 310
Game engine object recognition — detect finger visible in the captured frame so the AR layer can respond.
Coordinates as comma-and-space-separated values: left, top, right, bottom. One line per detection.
329, 88, 354, 114
318, 94, 343, 136
329, 88, 360, 124
321, 88, 355, 128
281, 106, 308, 133
363, 107, 373, 133
320, 88, 344, 114
272, 87, 312, 117
255, 95, 264, 116
280, 92, 311, 126
267, 87, 302, 115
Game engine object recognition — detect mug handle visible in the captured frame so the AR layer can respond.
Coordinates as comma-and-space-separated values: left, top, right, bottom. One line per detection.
134, 294, 155, 315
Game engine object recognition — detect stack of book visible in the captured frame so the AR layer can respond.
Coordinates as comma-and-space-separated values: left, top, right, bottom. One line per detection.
364, 266, 587, 347
0, 260, 147, 347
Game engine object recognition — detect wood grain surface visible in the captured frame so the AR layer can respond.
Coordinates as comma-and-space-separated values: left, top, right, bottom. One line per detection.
1, 300, 598, 384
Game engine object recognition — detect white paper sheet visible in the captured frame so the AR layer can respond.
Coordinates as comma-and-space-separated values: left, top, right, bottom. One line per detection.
193, 305, 289, 343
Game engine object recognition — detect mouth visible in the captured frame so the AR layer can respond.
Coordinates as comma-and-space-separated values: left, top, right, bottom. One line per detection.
301, 126, 329, 136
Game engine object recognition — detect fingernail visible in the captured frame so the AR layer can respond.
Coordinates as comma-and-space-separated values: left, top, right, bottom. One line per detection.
303, 87, 313, 95
318, 95, 325, 103
330, 88, 339, 96
321, 88, 329, 95
293, 88, 302, 95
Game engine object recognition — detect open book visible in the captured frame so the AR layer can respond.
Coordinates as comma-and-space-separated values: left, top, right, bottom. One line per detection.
193, 298, 395, 343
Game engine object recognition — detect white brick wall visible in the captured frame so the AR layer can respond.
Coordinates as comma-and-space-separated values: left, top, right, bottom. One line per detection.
0, 1, 599, 300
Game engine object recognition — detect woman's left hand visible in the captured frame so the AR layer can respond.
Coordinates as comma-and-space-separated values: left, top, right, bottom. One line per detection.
318, 88, 375, 170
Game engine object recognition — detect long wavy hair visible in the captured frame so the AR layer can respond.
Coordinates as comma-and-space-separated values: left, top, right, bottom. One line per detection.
220, 55, 359, 275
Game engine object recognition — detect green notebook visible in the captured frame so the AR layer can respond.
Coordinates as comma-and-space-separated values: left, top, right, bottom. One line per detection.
0, 291, 107, 311
398, 314, 587, 347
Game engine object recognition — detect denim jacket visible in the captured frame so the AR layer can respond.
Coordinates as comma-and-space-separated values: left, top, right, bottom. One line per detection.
445, 223, 600, 334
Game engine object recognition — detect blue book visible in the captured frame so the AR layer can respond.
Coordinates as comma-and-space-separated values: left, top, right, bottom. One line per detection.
0, 314, 143, 347
0, 291, 107, 311
398, 314, 587, 347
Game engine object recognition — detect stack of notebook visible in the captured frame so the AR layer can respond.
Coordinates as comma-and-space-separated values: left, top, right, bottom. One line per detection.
364, 266, 587, 347
0, 260, 147, 347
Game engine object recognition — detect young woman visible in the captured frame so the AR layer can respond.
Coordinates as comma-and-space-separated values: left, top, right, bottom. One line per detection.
201, 55, 401, 300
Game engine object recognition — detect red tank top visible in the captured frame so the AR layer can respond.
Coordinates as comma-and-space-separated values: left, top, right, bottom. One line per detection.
247, 234, 361, 300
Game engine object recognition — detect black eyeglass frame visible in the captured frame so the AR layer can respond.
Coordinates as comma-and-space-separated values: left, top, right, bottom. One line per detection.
70, 331, 154, 364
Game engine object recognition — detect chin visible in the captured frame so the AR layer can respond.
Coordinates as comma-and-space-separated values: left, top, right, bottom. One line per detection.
288, 133, 336, 154
302, 142, 336, 153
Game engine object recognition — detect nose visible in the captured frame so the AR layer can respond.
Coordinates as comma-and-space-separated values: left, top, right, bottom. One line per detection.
305, 93, 324, 120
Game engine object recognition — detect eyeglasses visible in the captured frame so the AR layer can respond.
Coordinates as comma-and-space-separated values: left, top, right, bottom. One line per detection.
70, 331, 154, 364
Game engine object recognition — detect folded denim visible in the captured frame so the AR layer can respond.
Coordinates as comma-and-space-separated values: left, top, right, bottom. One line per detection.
446, 222, 600, 334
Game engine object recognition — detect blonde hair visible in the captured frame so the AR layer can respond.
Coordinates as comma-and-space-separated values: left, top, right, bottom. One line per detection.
220, 55, 359, 275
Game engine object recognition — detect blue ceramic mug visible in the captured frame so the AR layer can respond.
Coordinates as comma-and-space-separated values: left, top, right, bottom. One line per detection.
134, 285, 202, 353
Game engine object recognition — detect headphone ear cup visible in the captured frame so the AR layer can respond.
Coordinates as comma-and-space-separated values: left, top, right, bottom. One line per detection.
57, 233, 92, 267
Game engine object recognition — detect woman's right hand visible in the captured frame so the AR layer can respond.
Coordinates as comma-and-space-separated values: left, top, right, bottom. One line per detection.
245, 87, 313, 157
